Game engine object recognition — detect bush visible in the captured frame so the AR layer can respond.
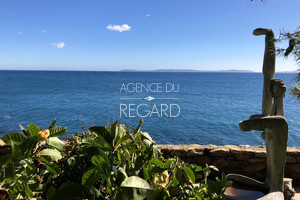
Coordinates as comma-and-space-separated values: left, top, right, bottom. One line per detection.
0, 119, 230, 200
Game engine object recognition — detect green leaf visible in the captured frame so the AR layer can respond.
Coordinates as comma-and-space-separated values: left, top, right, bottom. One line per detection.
116, 134, 130, 147
141, 131, 153, 142
45, 163, 61, 175
182, 167, 195, 183
1, 132, 26, 145
195, 166, 203, 172
27, 123, 40, 136
174, 167, 182, 185
48, 118, 57, 129
28, 176, 41, 191
134, 119, 143, 134
91, 155, 110, 177
90, 126, 112, 144
120, 176, 153, 200
93, 135, 109, 148
140, 167, 149, 180
49, 184, 94, 200
115, 124, 125, 143
97, 147, 109, 163
111, 121, 118, 146
3, 159, 15, 179
153, 145, 161, 159
24, 161, 35, 176
135, 155, 145, 170
11, 141, 22, 162
118, 167, 128, 178
46, 137, 65, 151
152, 159, 164, 167
82, 167, 99, 186
32, 156, 49, 163
19, 136, 38, 154
208, 165, 219, 172
39, 149, 62, 162
141, 131, 154, 146
49, 126, 66, 137
19, 124, 29, 137
25, 185, 34, 197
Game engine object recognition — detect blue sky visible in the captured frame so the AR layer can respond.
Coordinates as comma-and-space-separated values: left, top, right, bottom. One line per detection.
0, 0, 299, 72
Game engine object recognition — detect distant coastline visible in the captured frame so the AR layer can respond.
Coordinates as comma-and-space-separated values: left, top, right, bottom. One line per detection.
0, 69, 298, 73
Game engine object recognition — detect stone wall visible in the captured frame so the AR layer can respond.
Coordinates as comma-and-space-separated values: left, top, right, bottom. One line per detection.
159, 144, 300, 183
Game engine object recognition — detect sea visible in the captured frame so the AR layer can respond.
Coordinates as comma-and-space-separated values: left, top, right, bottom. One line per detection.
0, 70, 299, 147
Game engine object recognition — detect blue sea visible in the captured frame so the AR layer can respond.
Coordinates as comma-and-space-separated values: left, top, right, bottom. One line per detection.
0, 71, 299, 147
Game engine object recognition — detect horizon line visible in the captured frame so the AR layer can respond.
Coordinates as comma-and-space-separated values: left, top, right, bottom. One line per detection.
0, 69, 298, 73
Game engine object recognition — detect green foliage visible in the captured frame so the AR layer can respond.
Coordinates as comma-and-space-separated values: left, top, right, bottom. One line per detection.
277, 28, 300, 100
290, 82, 300, 99
0, 119, 230, 199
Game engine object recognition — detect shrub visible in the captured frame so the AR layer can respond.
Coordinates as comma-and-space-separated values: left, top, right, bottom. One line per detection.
0, 119, 230, 200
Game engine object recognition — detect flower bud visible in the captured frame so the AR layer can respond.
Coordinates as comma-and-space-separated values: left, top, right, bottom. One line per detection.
38, 129, 50, 141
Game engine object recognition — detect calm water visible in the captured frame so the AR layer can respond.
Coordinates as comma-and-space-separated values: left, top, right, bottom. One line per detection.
0, 71, 299, 146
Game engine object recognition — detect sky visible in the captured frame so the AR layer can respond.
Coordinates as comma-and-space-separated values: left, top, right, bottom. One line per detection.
0, 0, 299, 72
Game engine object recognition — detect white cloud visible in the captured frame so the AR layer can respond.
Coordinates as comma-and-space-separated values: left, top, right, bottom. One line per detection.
106, 24, 131, 32
38, 30, 47, 33
145, 14, 151, 17
18, 31, 23, 35
50, 42, 66, 48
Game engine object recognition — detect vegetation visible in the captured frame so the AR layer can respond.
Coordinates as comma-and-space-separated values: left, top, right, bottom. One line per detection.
277, 28, 300, 99
0, 119, 230, 200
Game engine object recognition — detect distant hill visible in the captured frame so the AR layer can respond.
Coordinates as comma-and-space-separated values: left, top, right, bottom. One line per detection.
120, 69, 255, 73
277, 70, 298, 73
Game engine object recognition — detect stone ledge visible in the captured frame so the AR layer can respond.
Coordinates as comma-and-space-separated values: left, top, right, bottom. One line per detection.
159, 144, 300, 182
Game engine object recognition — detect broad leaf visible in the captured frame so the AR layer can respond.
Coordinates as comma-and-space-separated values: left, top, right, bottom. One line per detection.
49, 126, 66, 137
120, 176, 153, 200
115, 124, 125, 144
182, 166, 195, 183
115, 134, 130, 147
89, 126, 112, 144
19, 136, 38, 154
82, 167, 99, 187
46, 137, 65, 151
1, 132, 26, 145
48, 118, 57, 129
19, 124, 29, 137
141, 131, 153, 142
118, 167, 128, 178
11, 141, 22, 162
27, 123, 40, 137
39, 149, 62, 162
91, 155, 110, 177
45, 163, 61, 175
152, 159, 164, 167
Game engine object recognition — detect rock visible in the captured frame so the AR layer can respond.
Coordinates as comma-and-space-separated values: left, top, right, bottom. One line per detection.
0, 139, 6, 146
244, 163, 267, 173
286, 155, 297, 164
254, 150, 267, 158
186, 149, 203, 157
210, 147, 229, 157
249, 158, 266, 163
234, 154, 249, 161
285, 164, 300, 181
212, 158, 229, 169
